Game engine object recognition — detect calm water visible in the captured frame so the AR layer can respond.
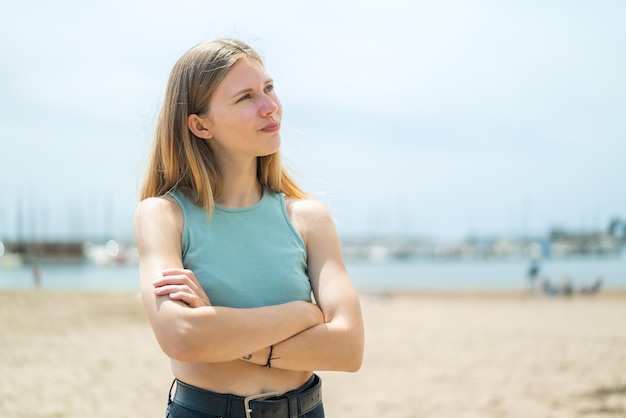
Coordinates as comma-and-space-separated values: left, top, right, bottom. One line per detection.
1, 255, 624, 292
347, 256, 626, 291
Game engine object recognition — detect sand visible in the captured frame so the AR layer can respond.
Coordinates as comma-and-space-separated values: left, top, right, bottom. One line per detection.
1, 289, 625, 417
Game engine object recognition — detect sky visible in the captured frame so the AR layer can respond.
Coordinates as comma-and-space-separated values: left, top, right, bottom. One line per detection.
0, 0, 625, 243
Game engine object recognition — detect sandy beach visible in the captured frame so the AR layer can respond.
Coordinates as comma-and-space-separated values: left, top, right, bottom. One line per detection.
1, 289, 625, 418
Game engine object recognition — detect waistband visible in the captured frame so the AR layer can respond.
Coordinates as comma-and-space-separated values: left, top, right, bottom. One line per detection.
170, 374, 322, 418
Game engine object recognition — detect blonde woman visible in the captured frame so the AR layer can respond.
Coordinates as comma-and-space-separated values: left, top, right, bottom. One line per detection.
134, 39, 364, 418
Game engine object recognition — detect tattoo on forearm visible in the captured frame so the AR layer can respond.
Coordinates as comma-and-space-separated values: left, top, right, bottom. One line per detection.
242, 354, 252, 360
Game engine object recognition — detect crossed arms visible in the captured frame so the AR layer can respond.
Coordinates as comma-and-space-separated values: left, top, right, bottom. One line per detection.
134, 195, 364, 372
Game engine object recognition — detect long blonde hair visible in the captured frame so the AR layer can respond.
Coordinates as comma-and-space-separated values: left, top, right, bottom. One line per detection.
140, 39, 307, 213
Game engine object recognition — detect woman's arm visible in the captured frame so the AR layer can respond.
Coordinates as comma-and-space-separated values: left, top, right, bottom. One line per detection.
134, 196, 325, 363
243, 198, 365, 372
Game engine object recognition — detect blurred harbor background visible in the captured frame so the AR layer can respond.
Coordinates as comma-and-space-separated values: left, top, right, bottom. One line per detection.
1, 216, 624, 292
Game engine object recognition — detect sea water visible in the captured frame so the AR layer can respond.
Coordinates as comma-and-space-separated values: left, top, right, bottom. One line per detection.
346, 256, 625, 291
0, 255, 624, 292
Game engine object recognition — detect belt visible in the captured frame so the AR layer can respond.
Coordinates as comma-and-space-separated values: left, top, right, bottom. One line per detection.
171, 374, 322, 418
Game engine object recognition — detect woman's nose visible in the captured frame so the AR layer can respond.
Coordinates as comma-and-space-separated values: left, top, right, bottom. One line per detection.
260, 95, 279, 116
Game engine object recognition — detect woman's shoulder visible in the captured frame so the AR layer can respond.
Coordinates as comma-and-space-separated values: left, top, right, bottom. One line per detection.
136, 194, 180, 214
134, 195, 183, 231
134, 195, 184, 257
284, 196, 330, 218
284, 196, 334, 239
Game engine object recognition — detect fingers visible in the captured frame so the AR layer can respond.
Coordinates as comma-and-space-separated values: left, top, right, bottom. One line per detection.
153, 275, 195, 288
167, 290, 204, 308
153, 268, 211, 307
157, 268, 199, 284
153, 284, 193, 297
153, 283, 209, 307
161, 267, 194, 276
153, 269, 200, 289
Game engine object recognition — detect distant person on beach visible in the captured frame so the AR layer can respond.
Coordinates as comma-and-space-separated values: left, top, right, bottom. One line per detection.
134, 39, 364, 418
580, 277, 603, 295
527, 258, 540, 291
540, 278, 560, 296
32, 264, 41, 288
559, 276, 574, 297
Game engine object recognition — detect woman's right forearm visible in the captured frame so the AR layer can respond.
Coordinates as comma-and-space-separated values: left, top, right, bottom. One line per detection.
155, 299, 324, 363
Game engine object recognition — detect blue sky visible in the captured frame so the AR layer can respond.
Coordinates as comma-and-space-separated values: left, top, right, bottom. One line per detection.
1, 0, 625, 242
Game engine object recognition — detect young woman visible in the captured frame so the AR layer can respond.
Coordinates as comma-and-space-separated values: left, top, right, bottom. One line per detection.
134, 39, 364, 418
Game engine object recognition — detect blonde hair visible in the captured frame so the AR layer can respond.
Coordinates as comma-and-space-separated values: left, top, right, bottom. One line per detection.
140, 39, 307, 212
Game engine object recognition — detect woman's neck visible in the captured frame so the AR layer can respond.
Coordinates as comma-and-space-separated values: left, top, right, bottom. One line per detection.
215, 158, 263, 208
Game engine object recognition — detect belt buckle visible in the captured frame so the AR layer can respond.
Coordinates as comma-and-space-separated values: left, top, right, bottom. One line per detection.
244, 391, 280, 418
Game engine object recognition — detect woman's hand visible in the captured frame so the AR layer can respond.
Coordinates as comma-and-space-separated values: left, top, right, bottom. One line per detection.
153, 268, 211, 308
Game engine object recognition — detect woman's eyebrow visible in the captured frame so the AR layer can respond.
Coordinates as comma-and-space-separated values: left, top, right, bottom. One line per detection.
231, 78, 274, 98
231, 87, 253, 99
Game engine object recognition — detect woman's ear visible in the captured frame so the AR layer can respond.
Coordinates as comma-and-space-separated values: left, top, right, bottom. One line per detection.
187, 114, 213, 140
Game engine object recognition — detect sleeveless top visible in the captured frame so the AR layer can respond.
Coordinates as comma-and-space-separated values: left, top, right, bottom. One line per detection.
169, 188, 312, 308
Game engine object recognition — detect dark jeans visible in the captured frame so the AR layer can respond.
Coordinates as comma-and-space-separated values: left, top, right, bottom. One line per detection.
166, 375, 325, 418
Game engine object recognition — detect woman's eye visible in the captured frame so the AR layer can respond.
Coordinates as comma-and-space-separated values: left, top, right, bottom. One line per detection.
236, 93, 251, 103
265, 84, 274, 93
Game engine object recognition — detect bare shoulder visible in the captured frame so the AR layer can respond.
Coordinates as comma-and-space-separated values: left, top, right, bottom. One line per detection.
134, 195, 183, 241
285, 196, 331, 221
135, 195, 181, 219
284, 197, 335, 243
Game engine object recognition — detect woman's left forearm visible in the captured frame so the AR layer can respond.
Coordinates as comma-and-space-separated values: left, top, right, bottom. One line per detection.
243, 311, 364, 372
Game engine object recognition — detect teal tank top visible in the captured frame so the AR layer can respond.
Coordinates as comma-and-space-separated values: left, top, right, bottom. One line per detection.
169, 188, 312, 308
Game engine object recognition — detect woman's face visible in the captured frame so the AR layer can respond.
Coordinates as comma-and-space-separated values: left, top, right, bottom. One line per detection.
202, 57, 282, 162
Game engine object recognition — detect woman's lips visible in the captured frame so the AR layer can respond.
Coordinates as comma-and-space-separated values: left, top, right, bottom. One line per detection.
260, 123, 280, 133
